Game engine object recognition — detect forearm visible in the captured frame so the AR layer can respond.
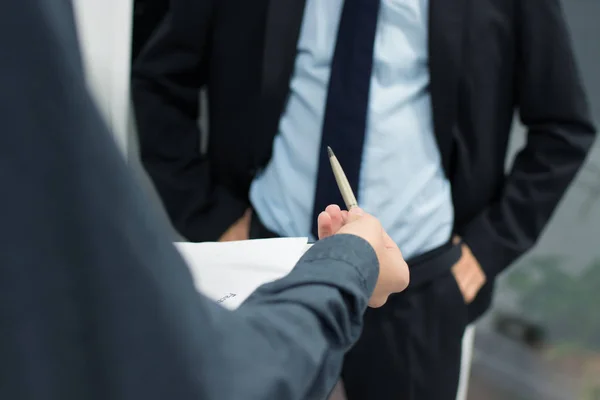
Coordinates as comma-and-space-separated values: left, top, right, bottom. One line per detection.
138, 133, 247, 241
196, 235, 379, 399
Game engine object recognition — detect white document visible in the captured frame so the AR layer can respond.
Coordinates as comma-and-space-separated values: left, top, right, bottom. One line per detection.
175, 238, 310, 309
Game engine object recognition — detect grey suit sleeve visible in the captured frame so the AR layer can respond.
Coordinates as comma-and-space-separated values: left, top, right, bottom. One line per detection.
190, 236, 379, 400
0, 2, 378, 400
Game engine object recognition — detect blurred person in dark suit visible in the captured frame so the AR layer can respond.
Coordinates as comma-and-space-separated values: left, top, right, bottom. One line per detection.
131, 0, 596, 398
0, 1, 411, 399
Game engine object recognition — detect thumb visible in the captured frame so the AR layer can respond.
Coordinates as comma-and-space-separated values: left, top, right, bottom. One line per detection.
345, 207, 365, 223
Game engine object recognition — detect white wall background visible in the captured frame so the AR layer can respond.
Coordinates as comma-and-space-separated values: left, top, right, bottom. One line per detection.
72, 0, 134, 156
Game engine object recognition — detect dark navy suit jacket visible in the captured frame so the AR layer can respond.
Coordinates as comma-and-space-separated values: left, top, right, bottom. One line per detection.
0, 2, 379, 399
132, 0, 596, 322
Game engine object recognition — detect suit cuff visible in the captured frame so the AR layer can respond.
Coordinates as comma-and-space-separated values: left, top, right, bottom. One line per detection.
461, 213, 526, 279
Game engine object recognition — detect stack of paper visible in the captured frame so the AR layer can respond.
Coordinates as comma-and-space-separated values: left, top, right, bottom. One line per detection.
175, 238, 310, 309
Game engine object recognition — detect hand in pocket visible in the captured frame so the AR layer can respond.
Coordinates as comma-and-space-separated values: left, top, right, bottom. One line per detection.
219, 209, 252, 242
450, 237, 486, 304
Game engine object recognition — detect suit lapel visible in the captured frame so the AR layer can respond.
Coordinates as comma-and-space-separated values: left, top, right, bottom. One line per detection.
256, 0, 306, 166
261, 0, 306, 99
428, 0, 468, 175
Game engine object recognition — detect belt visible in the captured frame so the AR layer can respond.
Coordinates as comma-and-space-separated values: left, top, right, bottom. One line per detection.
249, 213, 461, 288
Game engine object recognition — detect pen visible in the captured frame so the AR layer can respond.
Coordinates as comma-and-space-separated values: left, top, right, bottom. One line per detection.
308, 146, 358, 244
327, 146, 358, 210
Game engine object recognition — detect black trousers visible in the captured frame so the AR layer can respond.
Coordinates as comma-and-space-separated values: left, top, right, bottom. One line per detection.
250, 214, 468, 400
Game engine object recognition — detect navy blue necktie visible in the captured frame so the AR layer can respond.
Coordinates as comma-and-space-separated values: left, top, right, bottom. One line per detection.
311, 0, 381, 239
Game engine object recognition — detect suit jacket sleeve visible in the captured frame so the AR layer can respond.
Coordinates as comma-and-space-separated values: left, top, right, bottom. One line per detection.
462, 0, 596, 278
203, 236, 378, 399
131, 0, 246, 241
0, 2, 378, 400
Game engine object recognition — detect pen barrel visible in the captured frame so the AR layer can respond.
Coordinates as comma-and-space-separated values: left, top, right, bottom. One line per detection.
329, 156, 358, 210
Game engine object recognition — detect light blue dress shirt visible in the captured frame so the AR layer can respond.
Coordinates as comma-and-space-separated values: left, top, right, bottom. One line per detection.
250, 0, 454, 259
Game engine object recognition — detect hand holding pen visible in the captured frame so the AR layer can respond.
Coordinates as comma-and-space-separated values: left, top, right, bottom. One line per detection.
317, 146, 410, 307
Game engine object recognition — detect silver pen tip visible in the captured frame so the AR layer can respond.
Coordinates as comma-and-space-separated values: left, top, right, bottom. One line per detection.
327, 146, 334, 158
